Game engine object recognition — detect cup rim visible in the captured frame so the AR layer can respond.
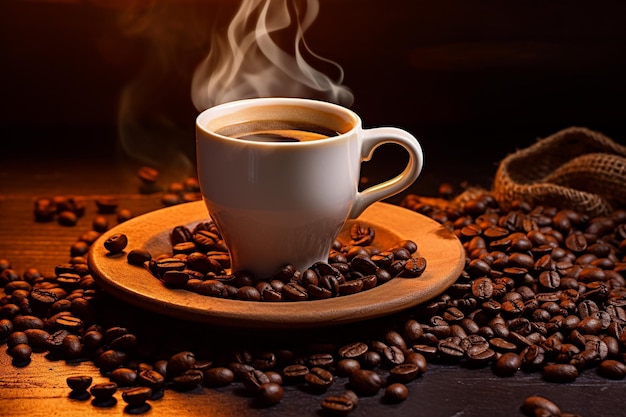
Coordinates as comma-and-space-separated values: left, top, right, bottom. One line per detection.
196, 97, 360, 145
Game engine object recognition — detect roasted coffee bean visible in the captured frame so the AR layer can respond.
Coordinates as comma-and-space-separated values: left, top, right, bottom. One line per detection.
58, 210, 78, 226
92, 215, 109, 233
54, 315, 83, 332
597, 359, 626, 380
308, 352, 335, 368
520, 395, 562, 417
154, 258, 186, 278
338, 278, 364, 295
235, 285, 262, 301
95, 197, 119, 214
305, 367, 334, 390
137, 166, 159, 183
103, 233, 128, 254
62, 334, 83, 359
389, 363, 420, 383
97, 349, 129, 372
338, 342, 368, 359
350, 223, 375, 246
371, 251, 394, 267
321, 392, 357, 415
10, 343, 32, 364
90, 382, 118, 406
122, 386, 152, 408
282, 282, 308, 301
172, 369, 204, 391
348, 369, 383, 396
137, 369, 165, 390
282, 364, 309, 384
438, 337, 465, 360
10, 316, 41, 333
336, 358, 361, 377
257, 382, 283, 406
203, 367, 235, 387
403, 257, 427, 277
162, 270, 191, 289
110, 368, 138, 387
384, 383, 409, 403
21, 328, 48, 352
542, 363, 579, 383
240, 369, 270, 394
167, 351, 196, 377
127, 249, 152, 266
66, 375, 93, 394
493, 352, 522, 377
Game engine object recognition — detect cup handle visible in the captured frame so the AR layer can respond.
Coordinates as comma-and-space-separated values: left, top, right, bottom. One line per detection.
349, 127, 424, 219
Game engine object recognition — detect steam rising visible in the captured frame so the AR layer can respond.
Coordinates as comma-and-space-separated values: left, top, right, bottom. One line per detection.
191, 0, 354, 110
114, 0, 352, 174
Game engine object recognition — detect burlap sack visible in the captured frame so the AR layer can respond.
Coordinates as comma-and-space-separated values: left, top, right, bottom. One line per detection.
493, 126, 626, 217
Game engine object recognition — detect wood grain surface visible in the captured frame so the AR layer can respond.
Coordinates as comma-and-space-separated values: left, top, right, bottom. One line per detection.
1, 156, 625, 417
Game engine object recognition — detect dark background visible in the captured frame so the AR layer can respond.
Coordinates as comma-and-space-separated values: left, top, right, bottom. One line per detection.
2, 0, 626, 197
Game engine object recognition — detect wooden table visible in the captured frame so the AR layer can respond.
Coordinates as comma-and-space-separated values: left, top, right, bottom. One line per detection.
1, 147, 625, 417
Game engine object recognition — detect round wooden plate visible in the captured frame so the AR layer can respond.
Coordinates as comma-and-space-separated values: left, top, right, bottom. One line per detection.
89, 201, 465, 329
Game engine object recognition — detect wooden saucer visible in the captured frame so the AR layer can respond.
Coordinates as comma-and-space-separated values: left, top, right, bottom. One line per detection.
89, 201, 465, 329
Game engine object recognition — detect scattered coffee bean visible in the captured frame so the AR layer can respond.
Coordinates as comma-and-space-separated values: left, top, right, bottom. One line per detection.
89, 382, 118, 405
95, 197, 119, 214
384, 383, 409, 403
520, 395, 561, 417
66, 375, 93, 395
122, 385, 153, 407
137, 166, 159, 184
257, 382, 283, 406
348, 369, 383, 396
5, 187, 626, 415
103, 233, 128, 254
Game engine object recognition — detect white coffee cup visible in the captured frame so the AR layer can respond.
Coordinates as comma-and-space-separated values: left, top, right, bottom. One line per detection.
196, 97, 424, 278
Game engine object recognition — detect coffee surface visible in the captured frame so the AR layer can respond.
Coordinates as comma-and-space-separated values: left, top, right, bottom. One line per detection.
216, 120, 339, 142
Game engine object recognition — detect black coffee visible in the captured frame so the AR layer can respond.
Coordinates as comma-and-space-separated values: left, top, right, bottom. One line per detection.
216, 120, 339, 142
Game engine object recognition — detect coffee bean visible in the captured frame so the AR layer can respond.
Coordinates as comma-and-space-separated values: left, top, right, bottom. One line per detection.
203, 367, 234, 387
597, 359, 626, 380
172, 369, 204, 391
58, 210, 78, 226
403, 257, 427, 277
348, 369, 383, 396
10, 343, 32, 364
66, 375, 93, 394
338, 342, 368, 359
257, 382, 283, 406
90, 382, 118, 407
122, 386, 152, 407
282, 364, 309, 384
305, 367, 334, 390
321, 393, 357, 415
520, 395, 562, 417
493, 352, 521, 377
384, 383, 409, 403
167, 351, 196, 377
389, 363, 420, 383
62, 334, 83, 359
137, 369, 166, 391
138, 166, 159, 184
542, 363, 579, 383
104, 233, 128, 254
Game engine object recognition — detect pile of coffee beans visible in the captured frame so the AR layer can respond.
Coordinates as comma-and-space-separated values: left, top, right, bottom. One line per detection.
128, 221, 427, 302
4, 185, 626, 416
